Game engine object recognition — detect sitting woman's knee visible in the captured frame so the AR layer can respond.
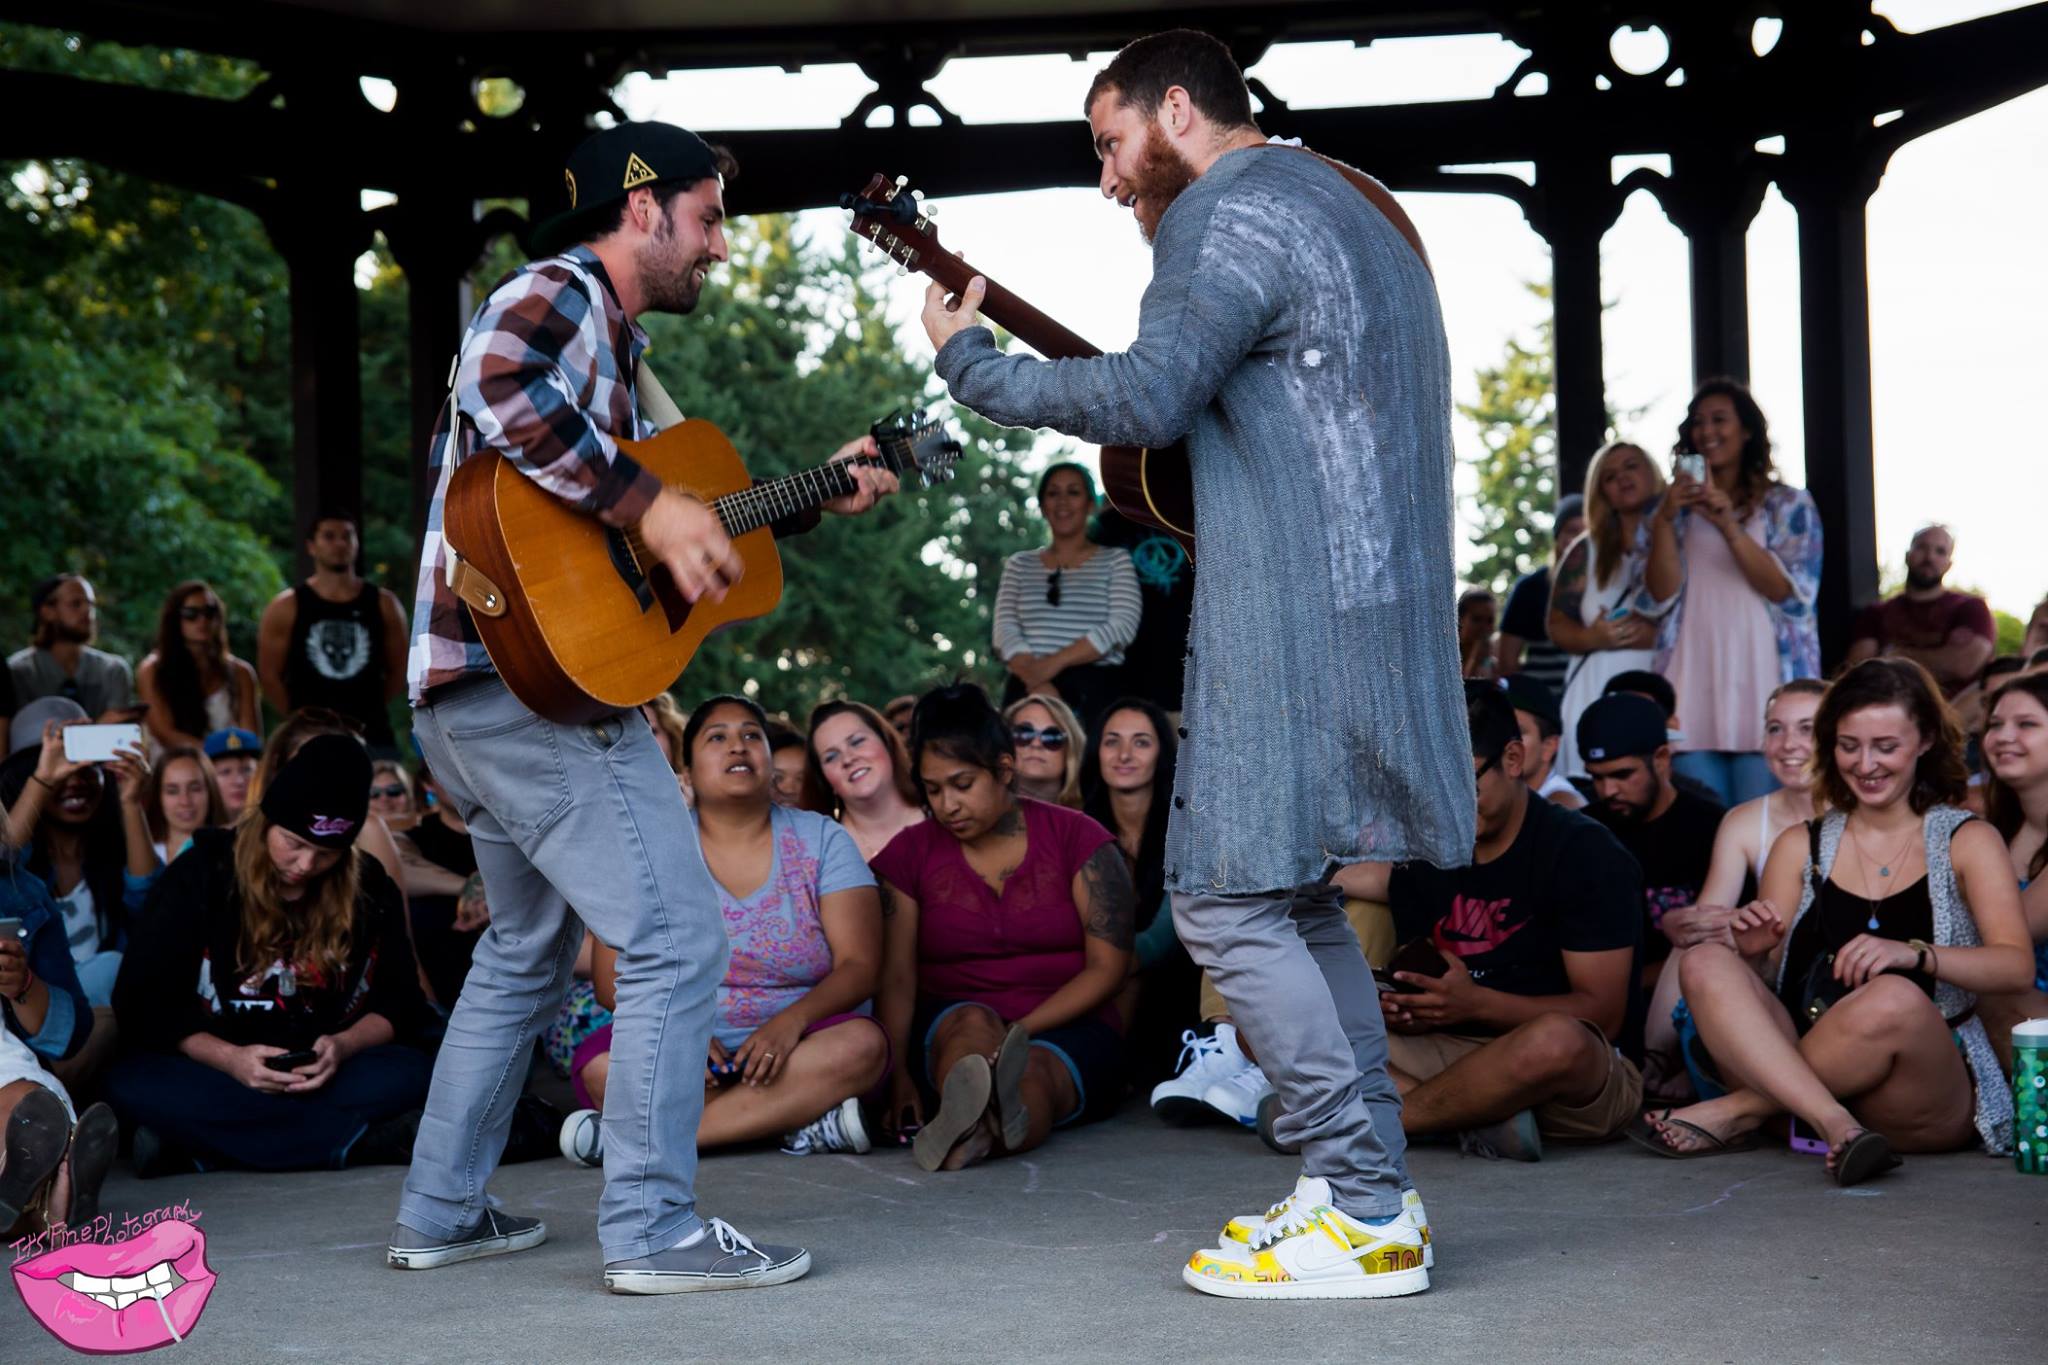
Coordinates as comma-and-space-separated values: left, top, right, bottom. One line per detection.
1832, 973, 1940, 1038
829, 1021, 891, 1089
931, 1003, 1002, 1050
1677, 941, 1744, 997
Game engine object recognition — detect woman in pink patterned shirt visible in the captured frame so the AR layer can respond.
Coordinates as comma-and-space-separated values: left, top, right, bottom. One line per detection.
562, 697, 888, 1163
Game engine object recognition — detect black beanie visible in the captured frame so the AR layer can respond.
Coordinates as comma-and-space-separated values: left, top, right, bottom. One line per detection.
261, 733, 373, 849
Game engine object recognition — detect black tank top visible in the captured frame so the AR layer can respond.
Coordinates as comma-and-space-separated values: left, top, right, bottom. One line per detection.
1776, 871, 1937, 1017
285, 581, 393, 745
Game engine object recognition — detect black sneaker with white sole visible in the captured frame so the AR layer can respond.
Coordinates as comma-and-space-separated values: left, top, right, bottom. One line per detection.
387, 1209, 547, 1269
603, 1217, 811, 1294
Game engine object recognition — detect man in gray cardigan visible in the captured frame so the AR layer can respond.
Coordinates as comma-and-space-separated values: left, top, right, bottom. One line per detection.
923, 30, 1474, 1300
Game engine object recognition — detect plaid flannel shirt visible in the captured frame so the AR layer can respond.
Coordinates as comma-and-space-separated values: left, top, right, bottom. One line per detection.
406, 247, 663, 702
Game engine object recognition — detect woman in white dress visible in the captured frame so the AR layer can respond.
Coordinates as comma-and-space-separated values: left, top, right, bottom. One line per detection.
1551, 441, 1669, 779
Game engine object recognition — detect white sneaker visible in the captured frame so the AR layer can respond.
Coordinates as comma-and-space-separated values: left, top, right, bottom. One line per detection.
559, 1109, 602, 1168
1202, 1064, 1271, 1129
1216, 1186, 1432, 1269
1184, 1176, 1428, 1300
1150, 1024, 1253, 1126
780, 1097, 872, 1156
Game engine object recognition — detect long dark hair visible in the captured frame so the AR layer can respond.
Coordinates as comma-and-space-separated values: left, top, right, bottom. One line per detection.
153, 579, 230, 741
1812, 659, 1968, 816
1984, 673, 2048, 881
1080, 697, 1177, 921
1676, 376, 1777, 510
143, 745, 229, 844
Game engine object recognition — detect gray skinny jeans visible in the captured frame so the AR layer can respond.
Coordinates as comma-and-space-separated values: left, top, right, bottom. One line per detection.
1172, 879, 1410, 1218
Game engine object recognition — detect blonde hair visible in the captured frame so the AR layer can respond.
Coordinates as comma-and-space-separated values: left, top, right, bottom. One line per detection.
1002, 693, 1087, 809
1582, 441, 1665, 588
642, 693, 688, 774
231, 812, 363, 979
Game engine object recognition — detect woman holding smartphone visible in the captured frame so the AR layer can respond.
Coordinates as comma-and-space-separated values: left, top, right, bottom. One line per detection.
1642, 379, 1823, 805
105, 735, 430, 1175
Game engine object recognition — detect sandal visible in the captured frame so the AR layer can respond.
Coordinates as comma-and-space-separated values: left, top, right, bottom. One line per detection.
1829, 1128, 1902, 1187
1623, 1109, 1761, 1160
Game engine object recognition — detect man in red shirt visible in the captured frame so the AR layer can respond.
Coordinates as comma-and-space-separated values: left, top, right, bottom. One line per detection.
1845, 524, 1995, 696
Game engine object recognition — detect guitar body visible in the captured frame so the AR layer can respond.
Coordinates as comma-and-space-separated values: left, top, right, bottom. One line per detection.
445, 419, 783, 724
1099, 442, 1196, 556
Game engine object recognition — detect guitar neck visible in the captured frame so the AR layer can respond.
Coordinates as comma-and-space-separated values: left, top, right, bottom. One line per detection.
916, 248, 1103, 361
711, 459, 870, 537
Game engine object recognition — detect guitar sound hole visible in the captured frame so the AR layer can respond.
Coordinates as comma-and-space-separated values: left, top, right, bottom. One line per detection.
605, 528, 659, 614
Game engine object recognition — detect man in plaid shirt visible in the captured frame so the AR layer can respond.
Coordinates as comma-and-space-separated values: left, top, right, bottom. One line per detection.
389, 122, 896, 1294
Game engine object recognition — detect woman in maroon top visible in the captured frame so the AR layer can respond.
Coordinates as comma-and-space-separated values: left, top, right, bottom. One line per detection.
873, 685, 1135, 1172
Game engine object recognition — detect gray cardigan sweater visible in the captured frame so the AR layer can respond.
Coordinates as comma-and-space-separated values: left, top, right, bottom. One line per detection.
937, 145, 1475, 893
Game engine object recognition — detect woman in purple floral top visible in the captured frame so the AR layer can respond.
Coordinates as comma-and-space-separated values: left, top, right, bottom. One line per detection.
565, 697, 889, 1163
1641, 379, 1823, 805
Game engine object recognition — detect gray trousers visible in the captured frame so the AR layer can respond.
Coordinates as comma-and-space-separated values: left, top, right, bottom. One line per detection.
1172, 880, 1409, 1217
399, 677, 729, 1263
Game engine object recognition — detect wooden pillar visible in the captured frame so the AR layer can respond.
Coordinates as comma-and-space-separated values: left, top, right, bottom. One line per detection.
1534, 156, 1619, 502
279, 185, 369, 574
1780, 144, 1882, 671
1666, 153, 1767, 384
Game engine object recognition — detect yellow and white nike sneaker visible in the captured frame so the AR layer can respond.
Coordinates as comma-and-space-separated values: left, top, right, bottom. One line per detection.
1183, 1177, 1428, 1300
1215, 1183, 1432, 1269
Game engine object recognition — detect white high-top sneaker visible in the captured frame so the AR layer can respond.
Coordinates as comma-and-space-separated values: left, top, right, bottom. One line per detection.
1149, 1024, 1254, 1126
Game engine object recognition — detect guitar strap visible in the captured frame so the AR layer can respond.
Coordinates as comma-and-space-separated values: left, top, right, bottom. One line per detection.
634, 356, 685, 431
1285, 146, 1433, 277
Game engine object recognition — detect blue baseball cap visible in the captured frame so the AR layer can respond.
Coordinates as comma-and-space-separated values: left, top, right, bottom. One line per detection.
203, 727, 264, 760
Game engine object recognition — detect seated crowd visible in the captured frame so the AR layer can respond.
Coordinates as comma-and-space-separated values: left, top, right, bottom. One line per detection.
4, 384, 2048, 1247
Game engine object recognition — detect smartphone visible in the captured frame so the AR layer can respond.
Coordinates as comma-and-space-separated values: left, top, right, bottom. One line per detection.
1373, 939, 1451, 995
1674, 452, 1707, 484
0, 917, 24, 942
62, 723, 144, 764
265, 1049, 319, 1072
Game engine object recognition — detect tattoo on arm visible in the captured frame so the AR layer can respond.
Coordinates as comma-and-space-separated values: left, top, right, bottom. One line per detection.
878, 880, 902, 919
1079, 843, 1137, 950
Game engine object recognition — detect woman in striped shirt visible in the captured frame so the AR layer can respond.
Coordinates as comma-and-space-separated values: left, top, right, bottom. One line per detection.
992, 464, 1143, 734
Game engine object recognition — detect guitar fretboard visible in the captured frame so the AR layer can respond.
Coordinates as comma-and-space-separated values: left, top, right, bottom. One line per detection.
712, 460, 868, 537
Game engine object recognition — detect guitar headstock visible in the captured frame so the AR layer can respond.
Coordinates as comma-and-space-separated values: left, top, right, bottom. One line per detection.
871, 408, 961, 490
840, 173, 942, 276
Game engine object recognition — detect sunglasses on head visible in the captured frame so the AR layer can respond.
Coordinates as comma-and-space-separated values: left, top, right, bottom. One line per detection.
370, 783, 408, 799
1045, 567, 1062, 608
1013, 724, 1068, 750
180, 604, 221, 621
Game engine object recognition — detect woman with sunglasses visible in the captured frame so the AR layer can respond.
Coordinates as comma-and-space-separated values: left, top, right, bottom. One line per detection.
136, 580, 261, 753
367, 761, 418, 832
990, 463, 1141, 732
1002, 693, 1086, 809
873, 684, 1134, 1172
804, 700, 925, 862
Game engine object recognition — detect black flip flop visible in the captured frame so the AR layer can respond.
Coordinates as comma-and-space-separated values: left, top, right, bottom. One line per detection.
62, 1103, 121, 1227
1831, 1128, 1902, 1187
1623, 1109, 1761, 1160
0, 1088, 72, 1229
913, 1054, 992, 1173
990, 1025, 1032, 1150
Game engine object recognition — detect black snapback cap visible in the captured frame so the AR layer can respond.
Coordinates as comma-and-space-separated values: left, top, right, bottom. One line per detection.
531, 121, 722, 255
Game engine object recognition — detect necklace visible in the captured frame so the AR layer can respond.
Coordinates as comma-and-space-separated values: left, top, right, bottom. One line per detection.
1846, 819, 1921, 932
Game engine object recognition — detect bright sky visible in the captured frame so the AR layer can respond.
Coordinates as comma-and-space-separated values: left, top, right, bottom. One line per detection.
617, 0, 2045, 618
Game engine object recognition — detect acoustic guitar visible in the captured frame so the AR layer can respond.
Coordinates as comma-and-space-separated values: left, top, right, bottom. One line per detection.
442, 411, 960, 724
842, 173, 1197, 557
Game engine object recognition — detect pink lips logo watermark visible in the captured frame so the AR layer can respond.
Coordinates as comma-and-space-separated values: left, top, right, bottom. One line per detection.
10, 1203, 216, 1354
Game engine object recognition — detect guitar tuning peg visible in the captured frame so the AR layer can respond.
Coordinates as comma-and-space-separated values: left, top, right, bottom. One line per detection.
922, 202, 938, 218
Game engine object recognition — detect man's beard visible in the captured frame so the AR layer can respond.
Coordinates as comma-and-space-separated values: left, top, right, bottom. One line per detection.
637, 210, 711, 315
1601, 772, 1663, 824
1129, 123, 1199, 244
50, 619, 93, 645
1905, 568, 1942, 592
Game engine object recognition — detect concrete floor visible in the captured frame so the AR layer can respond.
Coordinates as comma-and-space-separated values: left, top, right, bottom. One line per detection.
8, 1109, 2042, 1364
